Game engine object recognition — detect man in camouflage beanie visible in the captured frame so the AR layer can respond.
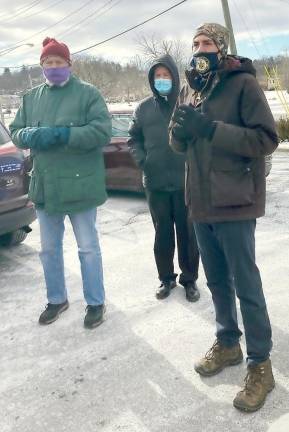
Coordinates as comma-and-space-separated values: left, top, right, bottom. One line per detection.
183, 23, 230, 89
169, 22, 278, 413
193, 22, 230, 57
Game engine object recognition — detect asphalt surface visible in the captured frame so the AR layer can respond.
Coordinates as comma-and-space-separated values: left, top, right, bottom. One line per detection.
1, 148, 289, 432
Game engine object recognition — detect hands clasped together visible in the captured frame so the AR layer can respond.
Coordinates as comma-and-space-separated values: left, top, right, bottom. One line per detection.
172, 104, 216, 141
20, 126, 70, 151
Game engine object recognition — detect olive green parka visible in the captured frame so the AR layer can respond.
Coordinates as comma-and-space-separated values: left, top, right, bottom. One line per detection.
10, 75, 112, 214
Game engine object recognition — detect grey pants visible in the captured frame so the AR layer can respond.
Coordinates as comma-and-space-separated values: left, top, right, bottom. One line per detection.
194, 220, 272, 365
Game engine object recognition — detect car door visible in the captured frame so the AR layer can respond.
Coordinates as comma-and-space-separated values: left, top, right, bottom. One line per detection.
0, 122, 28, 214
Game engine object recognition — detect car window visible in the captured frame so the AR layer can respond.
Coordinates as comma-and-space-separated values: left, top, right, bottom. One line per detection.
111, 113, 132, 137
0, 122, 10, 146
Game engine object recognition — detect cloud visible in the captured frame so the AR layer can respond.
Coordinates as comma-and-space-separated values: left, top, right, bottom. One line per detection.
0, 0, 288, 69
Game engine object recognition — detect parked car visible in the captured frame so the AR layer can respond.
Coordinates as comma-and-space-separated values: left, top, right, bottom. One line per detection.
104, 103, 273, 190
0, 121, 36, 246
104, 105, 143, 192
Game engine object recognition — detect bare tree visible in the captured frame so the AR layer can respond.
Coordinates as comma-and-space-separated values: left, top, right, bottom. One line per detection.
71, 55, 149, 102
135, 33, 190, 74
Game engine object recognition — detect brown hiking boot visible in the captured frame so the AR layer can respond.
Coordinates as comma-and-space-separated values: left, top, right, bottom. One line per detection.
233, 359, 275, 412
194, 340, 243, 377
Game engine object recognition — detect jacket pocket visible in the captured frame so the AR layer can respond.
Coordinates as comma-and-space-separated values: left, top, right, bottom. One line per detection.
57, 170, 98, 203
28, 173, 44, 204
210, 166, 255, 207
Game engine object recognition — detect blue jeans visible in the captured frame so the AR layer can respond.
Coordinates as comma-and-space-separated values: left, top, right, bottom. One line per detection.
36, 208, 105, 306
194, 220, 272, 365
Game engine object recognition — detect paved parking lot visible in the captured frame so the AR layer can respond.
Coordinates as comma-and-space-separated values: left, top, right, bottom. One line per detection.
1, 148, 289, 432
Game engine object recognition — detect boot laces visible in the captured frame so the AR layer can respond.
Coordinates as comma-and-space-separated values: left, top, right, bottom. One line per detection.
243, 366, 265, 395
205, 340, 222, 360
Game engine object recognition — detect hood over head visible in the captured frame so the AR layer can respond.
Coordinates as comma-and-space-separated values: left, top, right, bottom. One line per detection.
148, 54, 180, 106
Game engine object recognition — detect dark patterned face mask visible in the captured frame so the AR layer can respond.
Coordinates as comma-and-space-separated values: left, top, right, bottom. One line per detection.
185, 52, 219, 91
190, 52, 219, 74
185, 68, 209, 92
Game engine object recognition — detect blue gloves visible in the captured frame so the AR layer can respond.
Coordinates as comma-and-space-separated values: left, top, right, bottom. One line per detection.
20, 126, 70, 151
172, 104, 216, 141
56, 127, 70, 146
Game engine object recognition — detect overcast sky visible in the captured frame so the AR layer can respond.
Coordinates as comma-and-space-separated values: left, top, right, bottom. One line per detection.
0, 0, 288, 70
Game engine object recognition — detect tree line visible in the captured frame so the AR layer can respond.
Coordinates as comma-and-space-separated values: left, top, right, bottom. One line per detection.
0, 56, 149, 102
0, 36, 289, 100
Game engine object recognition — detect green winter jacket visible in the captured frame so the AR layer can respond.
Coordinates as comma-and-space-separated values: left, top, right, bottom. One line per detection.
10, 75, 112, 214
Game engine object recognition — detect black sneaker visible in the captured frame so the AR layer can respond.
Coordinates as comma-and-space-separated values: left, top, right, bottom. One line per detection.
84, 304, 106, 329
39, 300, 69, 325
184, 282, 200, 302
156, 280, 177, 300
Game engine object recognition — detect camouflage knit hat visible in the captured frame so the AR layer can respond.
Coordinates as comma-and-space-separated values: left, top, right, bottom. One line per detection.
193, 23, 230, 56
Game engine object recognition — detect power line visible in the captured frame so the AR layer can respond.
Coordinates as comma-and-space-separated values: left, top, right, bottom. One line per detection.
0, 0, 43, 20
0, 0, 189, 69
74, 0, 188, 55
1, 0, 96, 53
1, 0, 44, 23
246, 0, 274, 58
55, 0, 122, 39
5, 0, 67, 24
0, 44, 33, 57
231, 0, 263, 57
232, 0, 288, 59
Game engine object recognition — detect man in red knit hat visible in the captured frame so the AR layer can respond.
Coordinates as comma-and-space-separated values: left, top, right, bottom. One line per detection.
10, 37, 112, 329
40, 37, 71, 83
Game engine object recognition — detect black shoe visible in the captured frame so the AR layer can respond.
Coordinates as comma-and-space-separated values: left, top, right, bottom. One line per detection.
84, 304, 106, 329
185, 282, 200, 302
39, 300, 69, 325
156, 280, 177, 300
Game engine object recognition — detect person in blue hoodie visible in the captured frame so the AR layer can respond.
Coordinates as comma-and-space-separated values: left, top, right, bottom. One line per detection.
128, 54, 200, 302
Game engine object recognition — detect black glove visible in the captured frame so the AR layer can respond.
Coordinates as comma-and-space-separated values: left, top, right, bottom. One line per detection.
172, 104, 216, 140
171, 123, 188, 141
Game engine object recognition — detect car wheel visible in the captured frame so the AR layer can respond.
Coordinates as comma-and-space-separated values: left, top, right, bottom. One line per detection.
0, 229, 28, 246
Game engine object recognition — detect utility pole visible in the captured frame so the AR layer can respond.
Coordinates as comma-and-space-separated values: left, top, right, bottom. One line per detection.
221, 0, 237, 55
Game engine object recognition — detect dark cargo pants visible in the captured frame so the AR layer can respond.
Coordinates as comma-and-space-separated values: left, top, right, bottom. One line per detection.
194, 219, 272, 365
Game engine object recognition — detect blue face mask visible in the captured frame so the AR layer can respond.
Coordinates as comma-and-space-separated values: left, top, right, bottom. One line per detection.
154, 78, 172, 95
190, 52, 219, 74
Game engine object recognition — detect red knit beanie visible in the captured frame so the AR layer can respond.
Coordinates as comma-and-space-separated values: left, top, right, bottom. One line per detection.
40, 37, 71, 64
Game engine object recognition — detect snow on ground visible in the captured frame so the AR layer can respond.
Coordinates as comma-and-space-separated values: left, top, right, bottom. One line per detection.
107, 102, 138, 113
2, 91, 289, 128
265, 90, 289, 120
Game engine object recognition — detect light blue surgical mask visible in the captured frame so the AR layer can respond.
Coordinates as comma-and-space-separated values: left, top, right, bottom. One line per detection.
154, 78, 172, 95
